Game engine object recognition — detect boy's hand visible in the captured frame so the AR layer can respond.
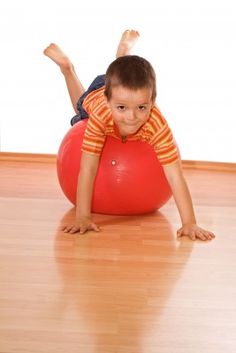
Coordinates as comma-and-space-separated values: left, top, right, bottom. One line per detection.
62, 217, 100, 235
177, 224, 215, 241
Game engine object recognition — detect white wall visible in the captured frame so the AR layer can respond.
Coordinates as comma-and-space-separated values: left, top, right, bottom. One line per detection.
0, 0, 235, 162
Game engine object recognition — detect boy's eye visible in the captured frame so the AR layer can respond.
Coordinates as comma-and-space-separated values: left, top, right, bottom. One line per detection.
138, 105, 146, 111
117, 105, 125, 111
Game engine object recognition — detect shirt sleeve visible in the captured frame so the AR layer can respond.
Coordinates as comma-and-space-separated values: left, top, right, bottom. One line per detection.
81, 94, 106, 156
149, 107, 179, 166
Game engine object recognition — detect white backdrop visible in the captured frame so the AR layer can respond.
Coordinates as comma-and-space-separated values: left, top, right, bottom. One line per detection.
0, 0, 235, 162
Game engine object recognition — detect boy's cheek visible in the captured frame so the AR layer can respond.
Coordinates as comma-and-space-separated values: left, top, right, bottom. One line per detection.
113, 118, 123, 126
112, 113, 123, 123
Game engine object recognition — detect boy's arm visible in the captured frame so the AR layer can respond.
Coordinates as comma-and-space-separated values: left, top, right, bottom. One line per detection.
63, 151, 100, 234
163, 160, 215, 241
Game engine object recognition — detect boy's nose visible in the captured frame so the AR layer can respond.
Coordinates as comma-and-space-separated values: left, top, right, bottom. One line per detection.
126, 111, 136, 122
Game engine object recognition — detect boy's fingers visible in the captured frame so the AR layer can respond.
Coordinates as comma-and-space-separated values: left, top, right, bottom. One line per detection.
177, 228, 183, 237
62, 223, 100, 235
70, 226, 80, 234
177, 227, 215, 241
196, 230, 207, 241
202, 231, 211, 240
63, 225, 78, 233
190, 231, 196, 241
80, 225, 90, 234
79, 224, 100, 234
205, 231, 215, 239
92, 223, 100, 232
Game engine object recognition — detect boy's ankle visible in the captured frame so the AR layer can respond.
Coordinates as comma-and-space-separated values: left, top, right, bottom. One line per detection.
60, 63, 74, 75
117, 44, 130, 57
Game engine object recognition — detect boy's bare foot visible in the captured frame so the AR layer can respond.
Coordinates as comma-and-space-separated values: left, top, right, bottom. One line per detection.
116, 29, 140, 58
43, 43, 73, 74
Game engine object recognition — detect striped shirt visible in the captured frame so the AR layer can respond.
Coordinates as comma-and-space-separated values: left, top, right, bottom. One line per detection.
81, 86, 179, 166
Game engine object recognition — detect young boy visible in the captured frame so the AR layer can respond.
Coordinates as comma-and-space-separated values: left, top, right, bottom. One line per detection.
44, 30, 215, 241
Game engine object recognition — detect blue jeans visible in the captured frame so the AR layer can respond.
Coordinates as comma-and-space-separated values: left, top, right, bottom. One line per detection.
70, 74, 105, 126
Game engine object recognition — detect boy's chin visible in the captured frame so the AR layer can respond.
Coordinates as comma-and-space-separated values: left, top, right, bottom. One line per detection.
126, 124, 142, 133
121, 127, 138, 135
117, 121, 144, 136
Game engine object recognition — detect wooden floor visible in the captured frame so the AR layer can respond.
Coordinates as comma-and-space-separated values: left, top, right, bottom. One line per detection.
0, 159, 236, 353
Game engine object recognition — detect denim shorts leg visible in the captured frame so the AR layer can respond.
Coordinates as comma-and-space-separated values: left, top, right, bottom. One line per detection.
70, 74, 106, 126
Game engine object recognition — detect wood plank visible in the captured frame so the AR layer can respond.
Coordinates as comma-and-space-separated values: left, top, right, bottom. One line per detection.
0, 152, 56, 163
0, 159, 236, 353
0, 152, 235, 171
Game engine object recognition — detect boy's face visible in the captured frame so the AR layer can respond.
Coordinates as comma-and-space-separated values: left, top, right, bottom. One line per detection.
106, 85, 154, 136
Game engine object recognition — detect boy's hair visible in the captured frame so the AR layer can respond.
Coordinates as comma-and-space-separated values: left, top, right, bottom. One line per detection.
104, 55, 156, 102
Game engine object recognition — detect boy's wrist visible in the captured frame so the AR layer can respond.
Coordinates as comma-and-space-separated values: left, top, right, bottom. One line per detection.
182, 221, 197, 226
181, 214, 197, 226
76, 211, 92, 220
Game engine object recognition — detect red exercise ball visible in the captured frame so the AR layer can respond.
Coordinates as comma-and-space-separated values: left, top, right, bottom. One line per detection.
57, 120, 172, 215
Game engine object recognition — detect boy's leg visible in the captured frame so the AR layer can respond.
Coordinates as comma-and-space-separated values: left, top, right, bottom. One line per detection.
43, 31, 140, 115
43, 43, 85, 114
116, 30, 140, 58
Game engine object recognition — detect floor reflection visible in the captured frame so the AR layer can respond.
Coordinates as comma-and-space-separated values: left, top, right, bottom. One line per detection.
53, 208, 193, 351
